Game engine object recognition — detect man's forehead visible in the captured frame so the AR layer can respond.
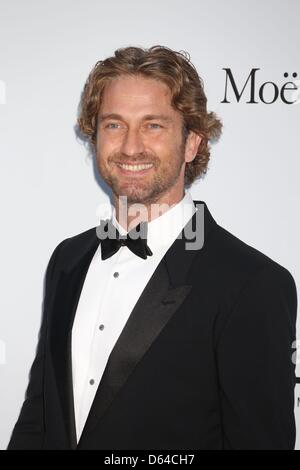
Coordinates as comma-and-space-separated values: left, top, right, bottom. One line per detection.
99, 76, 180, 121
98, 112, 174, 123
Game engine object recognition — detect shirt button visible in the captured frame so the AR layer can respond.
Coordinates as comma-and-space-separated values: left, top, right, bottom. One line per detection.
89, 379, 95, 385
99, 324, 104, 331
113, 271, 119, 278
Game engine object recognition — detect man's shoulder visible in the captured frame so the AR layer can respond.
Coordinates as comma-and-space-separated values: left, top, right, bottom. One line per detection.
59, 225, 98, 248
48, 225, 99, 274
207, 221, 296, 290
193, 199, 292, 281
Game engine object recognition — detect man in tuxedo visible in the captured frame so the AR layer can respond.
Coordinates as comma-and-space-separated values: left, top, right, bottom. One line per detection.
8, 45, 297, 450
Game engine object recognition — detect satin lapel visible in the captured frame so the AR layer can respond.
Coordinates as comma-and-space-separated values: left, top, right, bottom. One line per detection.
49, 231, 100, 449
78, 201, 217, 444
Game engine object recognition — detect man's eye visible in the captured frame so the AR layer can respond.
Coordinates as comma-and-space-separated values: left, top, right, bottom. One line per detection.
106, 123, 121, 129
148, 123, 162, 129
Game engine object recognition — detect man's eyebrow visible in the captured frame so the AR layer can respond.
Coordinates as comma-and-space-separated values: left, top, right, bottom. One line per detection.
98, 113, 173, 123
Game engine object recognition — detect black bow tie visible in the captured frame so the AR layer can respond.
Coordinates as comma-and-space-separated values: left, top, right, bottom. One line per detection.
98, 218, 153, 260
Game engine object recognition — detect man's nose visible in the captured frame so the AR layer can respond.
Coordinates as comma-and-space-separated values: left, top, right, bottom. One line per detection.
120, 127, 145, 156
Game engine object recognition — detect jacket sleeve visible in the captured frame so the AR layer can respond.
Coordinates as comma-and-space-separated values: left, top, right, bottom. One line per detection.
216, 263, 298, 450
7, 240, 66, 450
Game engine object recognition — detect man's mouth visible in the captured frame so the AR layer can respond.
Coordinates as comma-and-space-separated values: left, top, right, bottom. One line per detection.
116, 162, 154, 173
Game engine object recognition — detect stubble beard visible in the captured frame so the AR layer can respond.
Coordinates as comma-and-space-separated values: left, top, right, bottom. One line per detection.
98, 145, 186, 206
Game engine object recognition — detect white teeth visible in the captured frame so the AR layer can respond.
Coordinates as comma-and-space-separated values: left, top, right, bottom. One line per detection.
119, 163, 153, 171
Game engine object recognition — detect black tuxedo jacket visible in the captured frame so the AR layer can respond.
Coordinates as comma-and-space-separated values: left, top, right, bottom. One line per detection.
8, 201, 298, 450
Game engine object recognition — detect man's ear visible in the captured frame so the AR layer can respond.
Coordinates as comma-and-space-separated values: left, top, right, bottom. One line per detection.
185, 131, 202, 163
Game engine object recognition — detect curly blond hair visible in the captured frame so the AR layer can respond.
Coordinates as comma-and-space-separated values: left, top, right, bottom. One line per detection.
77, 45, 222, 187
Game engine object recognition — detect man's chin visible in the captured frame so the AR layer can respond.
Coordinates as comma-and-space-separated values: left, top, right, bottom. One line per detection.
114, 185, 159, 205
117, 191, 150, 205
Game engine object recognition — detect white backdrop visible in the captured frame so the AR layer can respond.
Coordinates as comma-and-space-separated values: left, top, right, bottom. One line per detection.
0, 0, 299, 450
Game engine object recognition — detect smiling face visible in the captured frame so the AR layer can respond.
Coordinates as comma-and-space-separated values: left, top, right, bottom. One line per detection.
96, 74, 201, 206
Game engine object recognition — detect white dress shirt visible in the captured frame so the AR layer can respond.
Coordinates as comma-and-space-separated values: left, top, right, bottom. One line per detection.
71, 190, 197, 442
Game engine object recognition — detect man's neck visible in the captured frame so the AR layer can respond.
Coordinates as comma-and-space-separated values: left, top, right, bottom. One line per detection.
113, 190, 186, 232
